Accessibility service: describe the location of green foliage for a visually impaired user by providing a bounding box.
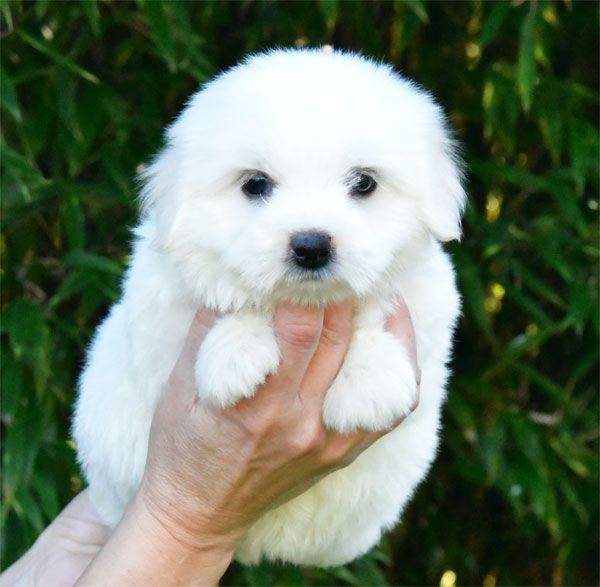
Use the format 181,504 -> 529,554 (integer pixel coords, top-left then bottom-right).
1,1 -> 598,585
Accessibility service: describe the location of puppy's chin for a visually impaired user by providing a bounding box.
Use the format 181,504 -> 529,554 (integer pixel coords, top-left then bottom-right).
272,275 -> 357,306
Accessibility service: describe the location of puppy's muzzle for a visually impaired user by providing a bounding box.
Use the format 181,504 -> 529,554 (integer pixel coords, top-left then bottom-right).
290,231 -> 333,270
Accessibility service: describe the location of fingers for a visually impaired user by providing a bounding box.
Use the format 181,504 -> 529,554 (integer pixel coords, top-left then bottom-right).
385,298 -> 420,386
298,301 -> 353,407
168,309 -> 220,397
324,424 -> 401,473
320,300 -> 420,464
268,303 -> 324,394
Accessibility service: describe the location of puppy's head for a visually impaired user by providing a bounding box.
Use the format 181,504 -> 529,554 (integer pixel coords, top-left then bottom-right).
142,49 -> 465,305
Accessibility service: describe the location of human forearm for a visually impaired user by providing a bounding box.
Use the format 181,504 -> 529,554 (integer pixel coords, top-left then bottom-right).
0,491 -> 110,587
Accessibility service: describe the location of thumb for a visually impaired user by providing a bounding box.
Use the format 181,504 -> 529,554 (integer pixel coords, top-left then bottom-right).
165,309 -> 221,401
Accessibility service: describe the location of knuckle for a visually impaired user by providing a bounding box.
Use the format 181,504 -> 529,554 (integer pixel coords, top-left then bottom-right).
304,421 -> 327,452
284,434 -> 308,456
281,319 -> 322,350
319,442 -> 354,470
286,421 -> 326,455
320,320 -> 352,348
252,406 -> 283,435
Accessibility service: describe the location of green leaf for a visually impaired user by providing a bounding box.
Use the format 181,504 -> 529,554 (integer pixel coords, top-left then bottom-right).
0,358 -> 25,419
511,361 -> 566,404
557,477 -> 589,524
480,422 -> 507,483
0,142 -> 48,188
2,300 -> 49,365
63,193 -> 85,251
2,399 -> 49,518
0,68 -> 21,122
569,120 -> 599,194
479,1 -> 511,48
349,554 -> 388,586
64,250 -> 124,276
142,0 -> 177,72
318,0 -> 338,30
405,0 -> 429,23
549,437 -> 590,478
14,488 -> 45,533
242,560 -> 279,586
17,30 -> 100,85
482,67 -> 519,152
32,473 -> 60,521
517,6 -> 537,112
0,0 -> 13,34
49,270 -> 95,308
566,279 -> 594,334
503,282 -> 554,327
454,248 -> 493,338
80,0 -> 101,37
510,260 -> 565,309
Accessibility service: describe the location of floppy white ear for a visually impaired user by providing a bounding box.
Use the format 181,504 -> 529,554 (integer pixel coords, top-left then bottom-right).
421,134 -> 466,242
139,145 -> 185,250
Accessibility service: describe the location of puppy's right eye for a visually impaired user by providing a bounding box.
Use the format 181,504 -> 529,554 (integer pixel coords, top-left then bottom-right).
242,174 -> 273,200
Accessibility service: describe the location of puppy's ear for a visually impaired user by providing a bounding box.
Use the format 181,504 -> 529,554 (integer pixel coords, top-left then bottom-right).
139,146 -> 184,250
421,130 -> 466,242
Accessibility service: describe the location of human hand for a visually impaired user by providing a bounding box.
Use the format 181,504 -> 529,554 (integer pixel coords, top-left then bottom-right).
136,300 -> 420,565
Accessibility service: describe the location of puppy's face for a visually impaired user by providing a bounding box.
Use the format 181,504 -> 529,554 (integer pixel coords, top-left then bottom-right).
143,50 -> 465,305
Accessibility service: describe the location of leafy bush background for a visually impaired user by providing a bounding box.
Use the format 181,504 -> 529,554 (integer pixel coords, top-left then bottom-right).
1,1 -> 598,585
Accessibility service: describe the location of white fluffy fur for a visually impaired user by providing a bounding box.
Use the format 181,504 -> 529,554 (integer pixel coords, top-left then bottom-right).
74,49 -> 465,567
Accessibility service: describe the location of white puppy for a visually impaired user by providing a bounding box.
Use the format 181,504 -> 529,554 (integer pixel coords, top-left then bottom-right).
74,48 -> 465,567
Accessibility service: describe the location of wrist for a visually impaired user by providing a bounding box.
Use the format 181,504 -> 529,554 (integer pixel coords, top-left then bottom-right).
135,488 -> 237,561
136,475 -> 243,554
77,489 -> 235,586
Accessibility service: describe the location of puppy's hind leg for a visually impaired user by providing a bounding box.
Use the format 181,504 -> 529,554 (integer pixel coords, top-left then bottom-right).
195,313 -> 280,409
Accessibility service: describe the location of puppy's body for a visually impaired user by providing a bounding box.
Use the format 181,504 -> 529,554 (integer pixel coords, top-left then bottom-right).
74,49 -> 464,566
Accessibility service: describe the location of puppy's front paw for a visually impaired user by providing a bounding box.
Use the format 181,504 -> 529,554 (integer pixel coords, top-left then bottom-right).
322,329 -> 418,434
195,314 -> 280,409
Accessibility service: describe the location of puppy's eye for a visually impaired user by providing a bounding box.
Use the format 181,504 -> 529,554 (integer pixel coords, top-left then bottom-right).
350,173 -> 377,197
242,174 -> 273,200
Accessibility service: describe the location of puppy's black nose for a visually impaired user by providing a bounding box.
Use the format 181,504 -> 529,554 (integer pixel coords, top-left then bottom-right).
290,231 -> 332,270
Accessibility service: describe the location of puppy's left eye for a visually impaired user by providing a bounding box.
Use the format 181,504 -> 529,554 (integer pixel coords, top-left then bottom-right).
350,172 -> 377,197
242,173 -> 274,200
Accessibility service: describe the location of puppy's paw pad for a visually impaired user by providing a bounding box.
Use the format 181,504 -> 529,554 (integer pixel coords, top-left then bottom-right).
322,330 -> 418,434
195,314 -> 279,409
